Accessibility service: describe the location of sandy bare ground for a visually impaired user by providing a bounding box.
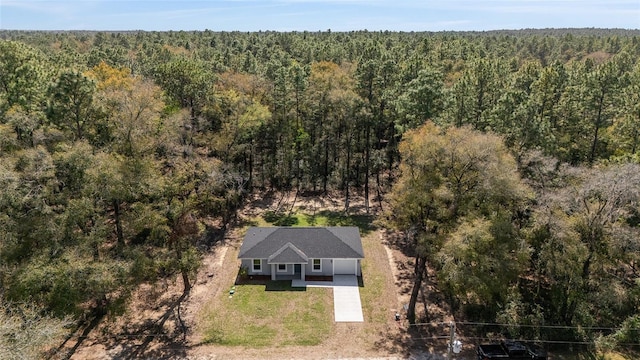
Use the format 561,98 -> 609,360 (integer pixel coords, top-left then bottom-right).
55,191 -> 454,360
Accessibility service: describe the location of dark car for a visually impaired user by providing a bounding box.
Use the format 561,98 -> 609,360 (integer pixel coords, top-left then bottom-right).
477,340 -> 547,360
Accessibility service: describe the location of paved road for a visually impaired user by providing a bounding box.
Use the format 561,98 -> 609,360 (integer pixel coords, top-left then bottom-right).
180,354 -> 452,360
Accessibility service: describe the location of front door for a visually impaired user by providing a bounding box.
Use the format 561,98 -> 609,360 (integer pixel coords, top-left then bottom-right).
294,264 -> 302,276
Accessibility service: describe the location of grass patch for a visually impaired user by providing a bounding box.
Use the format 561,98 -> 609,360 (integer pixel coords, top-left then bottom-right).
359,231 -> 396,327
282,300 -> 331,345
201,282 -> 332,347
263,211 -> 299,226
261,210 -> 375,234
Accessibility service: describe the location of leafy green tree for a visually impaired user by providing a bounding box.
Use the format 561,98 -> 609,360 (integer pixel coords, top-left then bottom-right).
47,71 -> 97,141
557,55 -> 629,163
154,57 -> 214,120
438,215 -> 529,311
164,206 -> 202,293
395,67 -> 444,132
85,152 -> 161,247
524,159 -> 640,337
581,55 -> 630,163
0,298 -> 72,360
0,146 -> 58,263
387,123 -> 530,323
355,51 -> 399,210
446,58 -> 506,130
3,106 -> 46,149
0,146 -> 125,317
207,71 -> 271,187
101,78 -> 164,157
52,141 -> 94,196
0,41 -> 51,149
611,62 -> 640,156
0,40 -> 50,115
8,252 -> 131,316
526,61 -> 567,154
354,55 -> 379,212
491,61 -> 544,154
289,61 -> 311,187
305,61 -> 359,193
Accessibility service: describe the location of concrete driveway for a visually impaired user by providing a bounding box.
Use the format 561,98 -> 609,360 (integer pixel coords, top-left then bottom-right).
332,275 -> 364,322
292,275 -> 364,322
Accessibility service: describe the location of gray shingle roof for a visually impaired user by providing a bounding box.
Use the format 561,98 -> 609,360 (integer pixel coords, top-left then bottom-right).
238,227 -> 364,260
267,242 -> 309,264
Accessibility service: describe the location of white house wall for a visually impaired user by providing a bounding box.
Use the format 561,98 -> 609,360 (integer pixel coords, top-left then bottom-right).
242,258 -> 362,277
241,258 -> 271,276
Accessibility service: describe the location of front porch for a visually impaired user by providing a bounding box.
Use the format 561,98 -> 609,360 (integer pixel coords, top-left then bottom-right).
235,274 -> 333,285
267,242 -> 311,280
269,263 -> 306,281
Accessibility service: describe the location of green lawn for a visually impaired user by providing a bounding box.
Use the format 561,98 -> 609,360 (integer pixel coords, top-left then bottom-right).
201,281 -> 333,347
258,210 -> 375,234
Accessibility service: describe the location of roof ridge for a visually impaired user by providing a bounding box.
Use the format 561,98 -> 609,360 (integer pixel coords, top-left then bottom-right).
326,227 -> 363,256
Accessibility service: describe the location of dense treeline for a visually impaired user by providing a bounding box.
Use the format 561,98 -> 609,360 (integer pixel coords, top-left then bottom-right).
1,29 -> 640,355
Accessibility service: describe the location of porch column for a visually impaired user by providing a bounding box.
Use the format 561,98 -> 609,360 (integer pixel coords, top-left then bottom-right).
301,265 -> 305,281
271,264 -> 276,280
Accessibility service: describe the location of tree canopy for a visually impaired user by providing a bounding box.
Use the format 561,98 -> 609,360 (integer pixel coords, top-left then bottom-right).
2,28 -> 640,356
388,123 -> 531,323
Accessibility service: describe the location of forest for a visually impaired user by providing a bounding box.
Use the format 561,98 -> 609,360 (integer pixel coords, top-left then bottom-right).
2,28 -> 640,356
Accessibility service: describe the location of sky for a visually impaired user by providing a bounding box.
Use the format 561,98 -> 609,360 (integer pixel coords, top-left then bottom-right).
1,0 -> 639,32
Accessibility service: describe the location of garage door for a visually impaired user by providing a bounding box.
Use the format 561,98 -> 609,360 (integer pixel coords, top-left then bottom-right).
334,259 -> 356,275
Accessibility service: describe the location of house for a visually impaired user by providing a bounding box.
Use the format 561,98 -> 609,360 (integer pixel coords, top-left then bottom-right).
238,226 -> 364,281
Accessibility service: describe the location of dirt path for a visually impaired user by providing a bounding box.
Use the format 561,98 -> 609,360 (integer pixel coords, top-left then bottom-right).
181,237 -> 235,345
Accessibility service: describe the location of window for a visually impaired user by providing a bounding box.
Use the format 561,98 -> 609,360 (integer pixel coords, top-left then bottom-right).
277,264 -> 287,272
252,259 -> 262,272
312,259 -> 322,272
